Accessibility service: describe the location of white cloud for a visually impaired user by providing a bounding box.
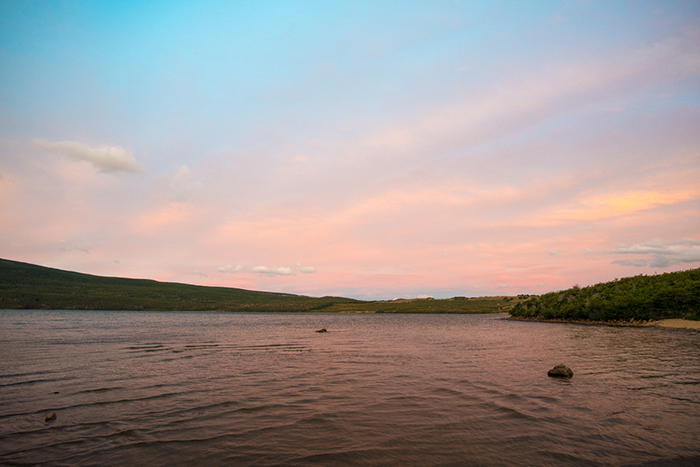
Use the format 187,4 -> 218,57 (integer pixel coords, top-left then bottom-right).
612,259 -> 648,267
294,262 -> 316,274
252,266 -> 295,276
547,249 -> 559,256
218,264 -> 244,273
610,238 -> 700,268
187,270 -> 208,278
33,139 -> 146,174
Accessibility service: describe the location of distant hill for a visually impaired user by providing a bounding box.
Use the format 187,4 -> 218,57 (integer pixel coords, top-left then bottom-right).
0,258 -> 517,313
0,258 -> 353,312
510,268 -> 700,322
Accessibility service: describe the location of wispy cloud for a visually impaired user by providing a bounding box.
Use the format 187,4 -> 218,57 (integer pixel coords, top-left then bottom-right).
612,259 -> 648,267
611,239 -> 700,268
2,3 -> 698,299
346,32 -> 700,172
251,266 -> 295,276
33,139 -> 146,174
54,239 -> 89,253
135,203 -> 196,232
218,264 -> 243,273
187,270 -> 208,278
547,190 -> 698,224
162,165 -> 203,202
294,262 -> 316,274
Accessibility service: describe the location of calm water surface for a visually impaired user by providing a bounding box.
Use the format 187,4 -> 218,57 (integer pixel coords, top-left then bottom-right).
1,311 -> 699,466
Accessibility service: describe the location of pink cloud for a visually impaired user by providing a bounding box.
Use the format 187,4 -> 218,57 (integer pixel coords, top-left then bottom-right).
2,14 -> 698,299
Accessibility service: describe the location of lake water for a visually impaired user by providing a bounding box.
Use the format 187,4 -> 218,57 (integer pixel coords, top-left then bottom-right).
1,311 -> 699,466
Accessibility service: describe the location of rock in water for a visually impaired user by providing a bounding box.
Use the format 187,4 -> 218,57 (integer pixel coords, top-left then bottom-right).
45,412 -> 57,422
315,328 -> 327,333
548,364 -> 573,378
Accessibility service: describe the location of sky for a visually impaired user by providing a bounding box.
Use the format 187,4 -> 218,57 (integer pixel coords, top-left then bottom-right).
1,1 -> 699,300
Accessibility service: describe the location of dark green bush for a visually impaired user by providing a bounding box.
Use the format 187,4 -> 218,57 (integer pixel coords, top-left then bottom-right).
510,268 -> 700,322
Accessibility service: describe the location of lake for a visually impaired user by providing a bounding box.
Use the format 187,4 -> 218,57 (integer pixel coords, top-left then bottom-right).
1,311 -> 699,466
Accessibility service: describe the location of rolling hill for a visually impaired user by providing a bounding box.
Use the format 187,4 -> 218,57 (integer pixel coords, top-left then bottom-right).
0,258 -> 517,313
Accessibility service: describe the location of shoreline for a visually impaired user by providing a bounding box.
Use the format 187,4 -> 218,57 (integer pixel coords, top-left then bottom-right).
507,316 -> 700,332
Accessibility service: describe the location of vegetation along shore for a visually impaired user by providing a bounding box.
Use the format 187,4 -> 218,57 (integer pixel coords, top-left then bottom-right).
2,258 -> 698,324
509,268 -> 700,326
508,316 -> 700,332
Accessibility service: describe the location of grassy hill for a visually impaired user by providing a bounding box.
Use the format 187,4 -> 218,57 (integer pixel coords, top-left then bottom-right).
509,268 -> 700,322
0,258 -> 517,313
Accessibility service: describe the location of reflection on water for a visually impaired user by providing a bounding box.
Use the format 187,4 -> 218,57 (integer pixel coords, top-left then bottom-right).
1,311 -> 699,466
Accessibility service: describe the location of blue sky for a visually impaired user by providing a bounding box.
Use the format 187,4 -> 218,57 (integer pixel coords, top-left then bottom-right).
1,1 -> 699,298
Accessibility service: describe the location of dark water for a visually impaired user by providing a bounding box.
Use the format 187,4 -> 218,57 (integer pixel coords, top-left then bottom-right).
1,311 -> 699,466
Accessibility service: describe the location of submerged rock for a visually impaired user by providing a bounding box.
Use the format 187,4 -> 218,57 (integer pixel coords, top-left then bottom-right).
548,364 -> 573,378
45,412 -> 56,422
315,328 -> 327,333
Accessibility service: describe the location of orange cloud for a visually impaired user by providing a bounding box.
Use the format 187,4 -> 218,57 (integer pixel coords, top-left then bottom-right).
551,190 -> 698,223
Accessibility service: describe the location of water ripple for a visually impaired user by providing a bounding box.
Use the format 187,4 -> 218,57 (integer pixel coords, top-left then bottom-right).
1,311 -> 699,466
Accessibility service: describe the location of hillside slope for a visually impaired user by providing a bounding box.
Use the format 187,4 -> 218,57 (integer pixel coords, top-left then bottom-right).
509,268 -> 700,322
0,258 -> 354,312
0,258 -> 517,313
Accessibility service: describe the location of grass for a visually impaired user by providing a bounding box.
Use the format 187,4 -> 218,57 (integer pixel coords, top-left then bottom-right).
0,258 -> 519,313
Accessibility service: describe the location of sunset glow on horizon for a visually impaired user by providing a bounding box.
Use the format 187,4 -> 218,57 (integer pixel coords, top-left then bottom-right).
1,1 -> 699,299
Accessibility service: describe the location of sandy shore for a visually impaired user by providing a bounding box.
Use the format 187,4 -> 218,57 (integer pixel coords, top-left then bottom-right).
644,319 -> 700,331
508,316 -> 700,332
